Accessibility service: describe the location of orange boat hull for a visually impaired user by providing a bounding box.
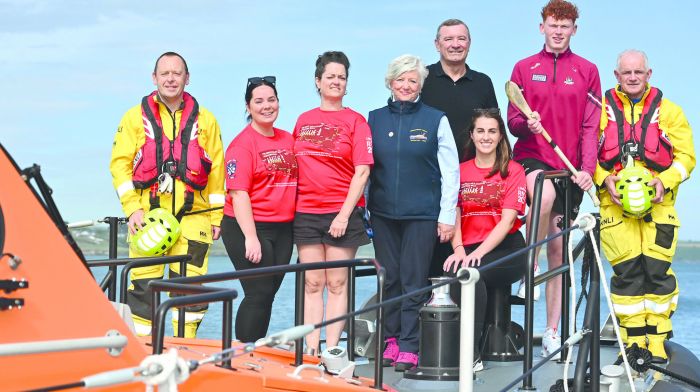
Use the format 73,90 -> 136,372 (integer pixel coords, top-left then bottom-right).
0,144 -> 390,391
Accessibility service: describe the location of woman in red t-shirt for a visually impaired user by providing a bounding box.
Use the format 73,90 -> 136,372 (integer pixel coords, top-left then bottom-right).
221,77 -> 298,342
443,108 -> 528,367
293,51 -> 373,354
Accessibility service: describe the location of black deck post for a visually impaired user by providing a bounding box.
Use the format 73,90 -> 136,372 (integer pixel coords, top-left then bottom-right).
221,299 -> 233,369
374,267 -> 385,390
347,266 -> 356,361
560,179 -> 572,361
151,289 -> 160,352
177,259 -> 187,338
590,216 -> 601,387
294,263 -> 305,365
107,217 -> 119,301
522,171 -> 545,390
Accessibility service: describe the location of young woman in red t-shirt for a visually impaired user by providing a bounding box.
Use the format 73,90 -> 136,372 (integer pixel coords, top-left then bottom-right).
293,51 -> 373,353
221,77 -> 298,342
443,108 -> 528,367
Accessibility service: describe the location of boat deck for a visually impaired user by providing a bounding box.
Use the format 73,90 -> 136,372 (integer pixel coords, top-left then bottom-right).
355,344 -> 622,391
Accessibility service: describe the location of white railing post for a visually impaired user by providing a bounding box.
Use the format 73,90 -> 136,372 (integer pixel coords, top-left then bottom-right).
458,267 -> 480,392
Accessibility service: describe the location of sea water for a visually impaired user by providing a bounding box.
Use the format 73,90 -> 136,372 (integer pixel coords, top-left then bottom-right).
92,248 -> 700,356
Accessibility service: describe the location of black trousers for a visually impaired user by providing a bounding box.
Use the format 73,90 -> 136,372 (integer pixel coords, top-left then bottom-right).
221,216 -> 293,342
445,231 -> 527,356
372,215 -> 437,353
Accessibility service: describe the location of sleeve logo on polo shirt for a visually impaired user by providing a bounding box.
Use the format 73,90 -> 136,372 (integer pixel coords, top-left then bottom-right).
226,159 -> 237,179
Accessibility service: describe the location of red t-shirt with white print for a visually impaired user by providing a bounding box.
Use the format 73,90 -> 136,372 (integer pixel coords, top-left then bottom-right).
293,107 -> 373,213
224,125 -> 297,222
459,160 -> 527,246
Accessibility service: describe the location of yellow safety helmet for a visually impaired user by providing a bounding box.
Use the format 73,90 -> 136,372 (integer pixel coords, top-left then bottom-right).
130,208 -> 181,256
616,159 -> 655,219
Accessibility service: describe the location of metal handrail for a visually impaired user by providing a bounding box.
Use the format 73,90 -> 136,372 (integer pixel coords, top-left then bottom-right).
573,216 -> 601,390
86,254 -> 191,304
293,259 -> 366,364
116,255 -> 192,304
82,215 -> 600,390
522,170 -> 565,388
85,195 -> 600,390
86,259 -> 130,267
98,269 -> 115,292
530,237 -> 588,288
147,281 -> 237,365
521,170 -> 600,390
80,217 -> 126,301
102,217 -> 123,301
158,258 -> 386,390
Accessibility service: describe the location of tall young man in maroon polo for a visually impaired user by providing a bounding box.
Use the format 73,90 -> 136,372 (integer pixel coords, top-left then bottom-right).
507,0 -> 601,360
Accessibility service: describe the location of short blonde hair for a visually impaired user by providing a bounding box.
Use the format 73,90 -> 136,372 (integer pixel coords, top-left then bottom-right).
385,54 -> 429,90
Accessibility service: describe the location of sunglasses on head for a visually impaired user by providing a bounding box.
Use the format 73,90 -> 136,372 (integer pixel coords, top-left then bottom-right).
473,107 -> 501,115
247,76 -> 276,86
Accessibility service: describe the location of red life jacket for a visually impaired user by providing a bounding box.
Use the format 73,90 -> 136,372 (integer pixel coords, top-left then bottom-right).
598,87 -> 673,172
132,91 -> 212,191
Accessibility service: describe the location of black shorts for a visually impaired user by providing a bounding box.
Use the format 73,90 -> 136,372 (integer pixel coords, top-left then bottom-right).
518,158 -> 584,218
293,207 -> 371,248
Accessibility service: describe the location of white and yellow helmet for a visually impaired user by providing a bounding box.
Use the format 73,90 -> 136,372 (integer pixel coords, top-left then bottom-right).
616,162 -> 655,219
130,208 -> 181,256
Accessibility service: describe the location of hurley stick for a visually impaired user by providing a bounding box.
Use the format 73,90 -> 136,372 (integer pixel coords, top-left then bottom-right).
505,81 -> 600,207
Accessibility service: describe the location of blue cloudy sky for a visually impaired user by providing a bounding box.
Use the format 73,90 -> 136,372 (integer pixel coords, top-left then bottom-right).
2,0 -> 699,239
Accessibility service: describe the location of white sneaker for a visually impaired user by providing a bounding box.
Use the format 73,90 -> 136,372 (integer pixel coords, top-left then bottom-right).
541,327 -> 561,360
517,263 -> 541,301
516,276 -> 541,301
473,357 -> 484,372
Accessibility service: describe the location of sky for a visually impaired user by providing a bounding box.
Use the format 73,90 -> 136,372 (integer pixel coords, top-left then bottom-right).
2,0 -> 699,239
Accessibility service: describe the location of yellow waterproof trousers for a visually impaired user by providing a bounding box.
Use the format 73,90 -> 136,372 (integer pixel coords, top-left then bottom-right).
128,234 -> 210,338
599,192 -> 679,359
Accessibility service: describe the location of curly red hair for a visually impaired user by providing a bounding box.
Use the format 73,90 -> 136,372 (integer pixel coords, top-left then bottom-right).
541,0 -> 579,22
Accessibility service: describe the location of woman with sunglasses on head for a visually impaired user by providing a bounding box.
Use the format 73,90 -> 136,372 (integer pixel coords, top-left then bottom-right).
367,54 -> 459,371
221,76 -> 298,342
293,51 -> 373,354
443,108 -> 528,370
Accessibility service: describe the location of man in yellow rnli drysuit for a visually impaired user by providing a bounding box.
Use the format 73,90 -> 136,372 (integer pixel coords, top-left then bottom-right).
110,52 -> 224,337
595,49 -> 695,363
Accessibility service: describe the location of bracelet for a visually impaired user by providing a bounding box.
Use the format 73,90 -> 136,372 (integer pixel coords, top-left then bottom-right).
453,244 -> 464,251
